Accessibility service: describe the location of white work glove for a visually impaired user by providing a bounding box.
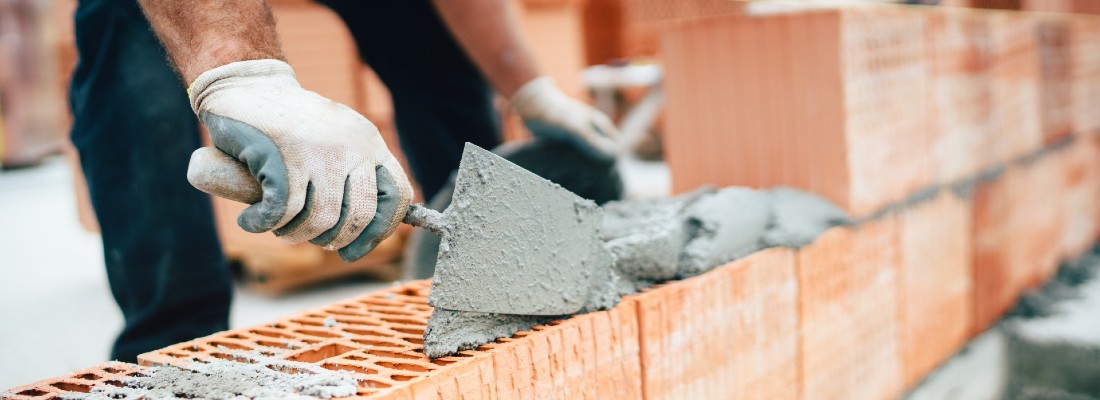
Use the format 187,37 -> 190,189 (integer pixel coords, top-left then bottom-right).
511,77 -> 620,159
187,59 -> 413,261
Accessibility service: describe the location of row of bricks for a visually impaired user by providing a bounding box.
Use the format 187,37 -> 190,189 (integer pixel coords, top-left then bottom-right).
635,135 -> 1100,399
9,136 -> 1098,399
581,0 -> 1100,67
581,0 -> 747,65
661,6 -> 1100,217
944,0 -> 1100,13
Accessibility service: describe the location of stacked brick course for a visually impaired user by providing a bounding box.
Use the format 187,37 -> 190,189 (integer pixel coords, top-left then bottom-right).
662,8 -> 933,216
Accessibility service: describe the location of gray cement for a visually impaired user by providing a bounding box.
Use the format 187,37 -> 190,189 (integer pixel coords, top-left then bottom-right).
1003,253 -> 1100,400
676,187 -> 773,277
422,309 -> 553,359
423,183 -> 848,358
427,144 -> 615,317
59,354 -> 358,400
761,187 -> 848,248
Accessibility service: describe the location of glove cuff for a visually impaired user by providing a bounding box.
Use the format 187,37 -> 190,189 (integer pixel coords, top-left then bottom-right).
510,76 -> 558,116
188,59 -> 297,114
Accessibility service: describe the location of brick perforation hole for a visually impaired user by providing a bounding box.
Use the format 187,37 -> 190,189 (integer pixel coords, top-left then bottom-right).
287,343 -> 357,363
134,280 -> 491,389
4,363 -> 146,400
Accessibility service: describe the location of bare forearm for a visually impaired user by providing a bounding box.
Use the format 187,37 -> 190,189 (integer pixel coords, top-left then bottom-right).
433,0 -> 540,97
137,0 -> 285,84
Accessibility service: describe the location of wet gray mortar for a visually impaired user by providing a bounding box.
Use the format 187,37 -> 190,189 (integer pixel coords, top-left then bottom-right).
423,184 -> 848,358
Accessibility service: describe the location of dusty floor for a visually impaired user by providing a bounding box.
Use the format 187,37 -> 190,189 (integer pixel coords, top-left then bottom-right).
0,158 -> 391,389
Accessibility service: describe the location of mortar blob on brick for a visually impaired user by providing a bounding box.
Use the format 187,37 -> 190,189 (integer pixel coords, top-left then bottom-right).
603,186 -> 847,283
423,185 -> 846,358
57,353 -> 358,400
423,309 -> 556,359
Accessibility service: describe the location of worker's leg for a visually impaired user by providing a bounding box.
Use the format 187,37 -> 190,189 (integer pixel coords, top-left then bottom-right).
315,0 -> 501,201
69,0 -> 232,362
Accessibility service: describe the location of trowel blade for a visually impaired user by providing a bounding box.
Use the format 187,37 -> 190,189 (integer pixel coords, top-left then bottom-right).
427,143 -> 612,316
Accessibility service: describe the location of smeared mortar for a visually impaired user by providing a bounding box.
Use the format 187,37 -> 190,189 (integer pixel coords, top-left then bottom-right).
60,353 -> 358,400
423,184 -> 847,358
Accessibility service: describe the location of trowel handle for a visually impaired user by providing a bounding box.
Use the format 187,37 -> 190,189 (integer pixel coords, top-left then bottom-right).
189,146 -> 446,235
403,204 -> 446,235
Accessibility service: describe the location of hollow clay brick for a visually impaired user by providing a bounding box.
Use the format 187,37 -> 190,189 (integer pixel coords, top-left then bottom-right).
1024,0 -> 1100,14
897,191 -> 973,389
988,12 -> 1044,164
581,0 -> 746,64
1060,136 -> 1100,260
1018,153 -> 1069,288
928,9 -> 1046,176
139,280 -> 642,399
1070,17 -> 1100,135
1035,16 -> 1074,143
662,8 -> 932,217
797,222 -> 904,400
926,10 -> 996,183
972,167 -> 1020,331
968,166 -> 1053,334
1,362 -> 147,400
633,248 -> 800,400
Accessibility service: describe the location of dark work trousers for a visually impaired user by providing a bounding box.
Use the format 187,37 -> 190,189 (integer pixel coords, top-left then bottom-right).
315,0 -> 502,200
69,0 -> 500,361
69,0 -> 232,362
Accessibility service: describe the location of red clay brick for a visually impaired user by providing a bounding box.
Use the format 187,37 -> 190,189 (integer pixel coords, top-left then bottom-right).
138,280 -> 642,399
897,191 -> 973,389
662,8 -> 932,216
1024,0 -> 1100,14
1035,16 -> 1074,143
1061,137 -> 1100,259
970,169 -> 1018,334
988,12 -> 1044,164
1018,154 -> 1068,287
1070,17 -> 1100,134
634,248 -> 800,400
581,0 -> 746,64
797,222 -> 904,400
926,10 -> 995,183
967,163 -> 1062,334
1,362 -> 146,400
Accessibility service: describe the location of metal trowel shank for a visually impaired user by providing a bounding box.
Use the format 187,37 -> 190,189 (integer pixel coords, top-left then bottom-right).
427,143 -> 612,316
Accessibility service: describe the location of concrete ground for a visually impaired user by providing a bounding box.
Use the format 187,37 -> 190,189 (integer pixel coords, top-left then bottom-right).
0,158 -> 391,389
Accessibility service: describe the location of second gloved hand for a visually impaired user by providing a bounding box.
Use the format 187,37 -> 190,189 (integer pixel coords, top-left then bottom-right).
511,77 -> 621,159
187,59 -> 413,261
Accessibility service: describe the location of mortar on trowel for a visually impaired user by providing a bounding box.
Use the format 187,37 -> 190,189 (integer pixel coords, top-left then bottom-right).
187,143 -> 620,356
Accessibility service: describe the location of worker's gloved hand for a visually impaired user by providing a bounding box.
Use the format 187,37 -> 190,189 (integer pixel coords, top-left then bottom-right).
511,76 -> 620,160
187,59 -> 413,261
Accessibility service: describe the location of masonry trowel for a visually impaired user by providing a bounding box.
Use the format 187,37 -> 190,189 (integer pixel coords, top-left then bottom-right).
187,143 -> 613,316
